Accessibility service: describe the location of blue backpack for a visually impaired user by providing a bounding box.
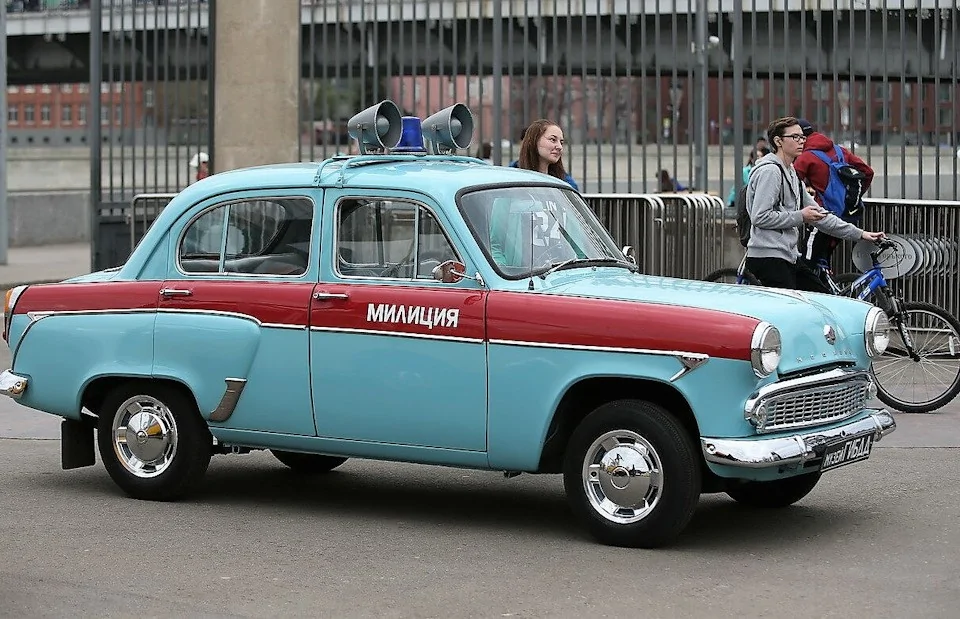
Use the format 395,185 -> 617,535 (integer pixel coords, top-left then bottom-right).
810,146 -> 869,220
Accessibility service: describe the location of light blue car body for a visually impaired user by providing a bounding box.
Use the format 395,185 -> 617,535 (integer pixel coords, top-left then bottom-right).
3,156 -> 894,484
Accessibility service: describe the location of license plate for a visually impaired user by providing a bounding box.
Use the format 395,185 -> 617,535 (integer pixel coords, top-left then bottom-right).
820,433 -> 874,472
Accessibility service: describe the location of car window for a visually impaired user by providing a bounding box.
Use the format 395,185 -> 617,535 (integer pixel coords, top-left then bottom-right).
336,198 -> 458,280
179,197 -> 314,276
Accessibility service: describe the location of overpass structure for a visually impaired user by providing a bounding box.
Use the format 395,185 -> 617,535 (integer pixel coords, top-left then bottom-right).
4,0 -> 958,84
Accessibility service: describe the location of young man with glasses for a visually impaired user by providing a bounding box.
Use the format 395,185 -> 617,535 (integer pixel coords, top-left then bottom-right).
745,117 -> 885,291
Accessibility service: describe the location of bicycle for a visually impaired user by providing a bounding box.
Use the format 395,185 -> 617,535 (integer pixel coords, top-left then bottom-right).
704,239 -> 960,414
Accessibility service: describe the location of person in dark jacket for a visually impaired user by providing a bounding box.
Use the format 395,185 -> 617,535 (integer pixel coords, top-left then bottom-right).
794,119 -> 875,268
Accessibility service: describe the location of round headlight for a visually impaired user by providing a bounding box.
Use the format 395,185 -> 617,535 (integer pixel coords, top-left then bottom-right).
750,322 -> 781,378
865,306 -> 890,357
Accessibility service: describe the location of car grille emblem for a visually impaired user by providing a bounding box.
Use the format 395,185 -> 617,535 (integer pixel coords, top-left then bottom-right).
823,325 -> 836,345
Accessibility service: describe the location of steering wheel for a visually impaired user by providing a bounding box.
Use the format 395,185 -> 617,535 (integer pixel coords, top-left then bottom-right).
381,249 -> 455,278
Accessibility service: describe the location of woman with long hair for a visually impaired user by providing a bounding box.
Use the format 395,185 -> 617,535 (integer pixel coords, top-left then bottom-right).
511,119 -> 579,190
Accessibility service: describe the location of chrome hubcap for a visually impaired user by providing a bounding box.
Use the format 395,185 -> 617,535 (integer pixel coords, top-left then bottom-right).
582,430 -> 663,524
112,395 -> 178,478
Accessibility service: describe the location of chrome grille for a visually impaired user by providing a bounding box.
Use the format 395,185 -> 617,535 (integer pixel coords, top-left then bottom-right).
752,376 -> 871,434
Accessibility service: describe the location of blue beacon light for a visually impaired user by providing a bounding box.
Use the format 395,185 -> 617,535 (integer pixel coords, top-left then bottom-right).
393,116 -> 427,153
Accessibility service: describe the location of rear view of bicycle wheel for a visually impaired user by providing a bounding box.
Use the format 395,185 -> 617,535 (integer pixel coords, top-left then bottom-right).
703,268 -> 761,286
871,301 -> 960,414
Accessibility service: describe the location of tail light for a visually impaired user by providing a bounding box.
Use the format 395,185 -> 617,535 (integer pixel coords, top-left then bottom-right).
3,285 -> 27,343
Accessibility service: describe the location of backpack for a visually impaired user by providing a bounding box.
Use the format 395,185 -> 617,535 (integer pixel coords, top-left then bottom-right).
810,145 -> 869,219
735,161 -> 789,248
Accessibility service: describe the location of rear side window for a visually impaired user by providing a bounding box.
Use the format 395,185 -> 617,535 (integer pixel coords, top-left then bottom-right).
179,197 -> 314,276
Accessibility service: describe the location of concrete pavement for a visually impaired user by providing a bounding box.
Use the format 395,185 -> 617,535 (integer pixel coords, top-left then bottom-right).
0,242 -> 92,290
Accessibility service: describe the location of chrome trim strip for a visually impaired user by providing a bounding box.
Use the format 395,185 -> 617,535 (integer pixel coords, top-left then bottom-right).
261,322 -> 306,331
310,325 -> 484,344
702,409 -> 896,469
209,378 -> 247,422
156,308 -> 262,325
490,338 -> 711,361
669,355 -> 709,382
0,370 -> 29,399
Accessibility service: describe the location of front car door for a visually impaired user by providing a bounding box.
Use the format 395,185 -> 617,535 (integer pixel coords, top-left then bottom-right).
309,190 -> 488,452
155,191 -> 319,436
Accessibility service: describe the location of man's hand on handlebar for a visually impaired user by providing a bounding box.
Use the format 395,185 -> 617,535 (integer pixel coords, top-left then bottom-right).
861,230 -> 886,243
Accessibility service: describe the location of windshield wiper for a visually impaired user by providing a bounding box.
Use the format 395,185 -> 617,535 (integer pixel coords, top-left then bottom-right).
539,257 -> 639,279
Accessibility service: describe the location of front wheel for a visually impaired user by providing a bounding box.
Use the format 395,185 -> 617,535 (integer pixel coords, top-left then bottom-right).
872,301 -> 960,414
563,400 -> 701,548
96,381 -> 212,501
725,473 -> 821,508
704,267 -> 761,286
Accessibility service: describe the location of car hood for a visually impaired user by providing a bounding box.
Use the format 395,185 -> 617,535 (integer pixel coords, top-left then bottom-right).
540,269 -> 867,372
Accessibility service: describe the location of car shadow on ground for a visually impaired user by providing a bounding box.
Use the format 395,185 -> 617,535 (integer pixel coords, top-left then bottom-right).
25,453 -> 861,551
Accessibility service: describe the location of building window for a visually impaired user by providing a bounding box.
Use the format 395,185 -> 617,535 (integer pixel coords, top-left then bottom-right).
62,83 -> 73,94
78,83 -> 90,94
811,82 -> 830,102
24,85 -> 35,94
24,105 -> 35,124
78,104 -> 87,124
7,106 -> 19,124
937,84 -> 951,102
101,105 -> 111,125
41,84 -> 52,94
115,106 -> 123,125
144,88 -> 154,108
100,83 -> 110,94
41,105 -> 52,124
62,105 -> 73,124
6,86 -> 17,95
940,107 -> 954,126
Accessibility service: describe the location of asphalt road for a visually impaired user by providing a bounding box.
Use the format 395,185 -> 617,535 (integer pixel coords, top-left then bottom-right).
2,344 -> 959,618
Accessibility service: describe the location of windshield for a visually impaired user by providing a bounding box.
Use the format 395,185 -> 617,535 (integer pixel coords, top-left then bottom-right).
458,185 -> 626,279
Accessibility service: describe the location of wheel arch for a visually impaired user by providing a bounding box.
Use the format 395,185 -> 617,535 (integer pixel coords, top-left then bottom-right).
537,377 -> 703,474
81,375 -> 203,421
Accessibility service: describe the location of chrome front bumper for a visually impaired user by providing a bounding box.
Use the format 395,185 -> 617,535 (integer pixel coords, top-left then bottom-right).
701,409 -> 896,469
0,370 -> 29,399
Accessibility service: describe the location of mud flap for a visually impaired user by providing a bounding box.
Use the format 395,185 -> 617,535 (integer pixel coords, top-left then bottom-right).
61,418 -> 96,470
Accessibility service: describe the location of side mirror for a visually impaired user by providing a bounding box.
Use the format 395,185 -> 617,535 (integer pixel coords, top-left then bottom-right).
622,245 -> 636,265
432,260 -> 468,284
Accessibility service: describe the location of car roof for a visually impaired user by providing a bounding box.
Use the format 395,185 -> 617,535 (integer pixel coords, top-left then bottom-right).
119,156 -> 573,278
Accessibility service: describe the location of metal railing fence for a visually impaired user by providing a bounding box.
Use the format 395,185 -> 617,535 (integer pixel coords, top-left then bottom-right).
299,0 -> 959,202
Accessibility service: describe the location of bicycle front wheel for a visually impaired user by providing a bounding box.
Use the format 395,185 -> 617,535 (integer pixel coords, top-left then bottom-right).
703,268 -> 761,286
872,301 -> 960,414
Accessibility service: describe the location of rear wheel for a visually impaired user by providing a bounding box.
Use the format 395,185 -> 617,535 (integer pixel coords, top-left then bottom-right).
96,381 -> 212,501
704,267 -> 761,286
271,450 -> 348,474
725,473 -> 821,508
562,399 -> 701,548
872,301 -> 960,414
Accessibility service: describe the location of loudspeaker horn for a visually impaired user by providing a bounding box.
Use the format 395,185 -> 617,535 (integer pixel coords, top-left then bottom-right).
346,100 -> 403,154
422,103 -> 474,154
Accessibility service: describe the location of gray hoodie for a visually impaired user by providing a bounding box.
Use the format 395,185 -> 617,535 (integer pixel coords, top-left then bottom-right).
745,152 -> 863,263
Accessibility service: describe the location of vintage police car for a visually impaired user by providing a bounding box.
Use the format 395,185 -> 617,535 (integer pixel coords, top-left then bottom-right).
0,101 -> 895,548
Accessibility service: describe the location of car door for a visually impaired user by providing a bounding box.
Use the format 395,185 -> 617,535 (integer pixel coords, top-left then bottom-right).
154,191 -> 320,436
309,190 -> 488,452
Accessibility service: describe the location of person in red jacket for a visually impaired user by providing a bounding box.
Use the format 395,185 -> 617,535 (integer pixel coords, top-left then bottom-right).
794,119 -> 874,269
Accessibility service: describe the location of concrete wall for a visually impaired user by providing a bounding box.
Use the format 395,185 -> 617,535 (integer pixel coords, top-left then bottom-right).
7,191 -> 90,247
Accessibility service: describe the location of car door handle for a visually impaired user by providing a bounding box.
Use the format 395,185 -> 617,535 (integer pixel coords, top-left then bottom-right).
160,288 -> 193,297
313,292 -> 349,301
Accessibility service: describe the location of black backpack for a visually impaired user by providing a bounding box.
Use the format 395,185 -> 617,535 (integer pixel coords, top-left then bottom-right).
735,161 -> 791,248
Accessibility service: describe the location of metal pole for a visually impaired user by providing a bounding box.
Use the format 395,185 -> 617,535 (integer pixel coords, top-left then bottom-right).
90,0 -> 103,272
0,1 -> 8,265
732,0 -> 744,199
695,0 -> 708,192
491,0 -> 503,165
